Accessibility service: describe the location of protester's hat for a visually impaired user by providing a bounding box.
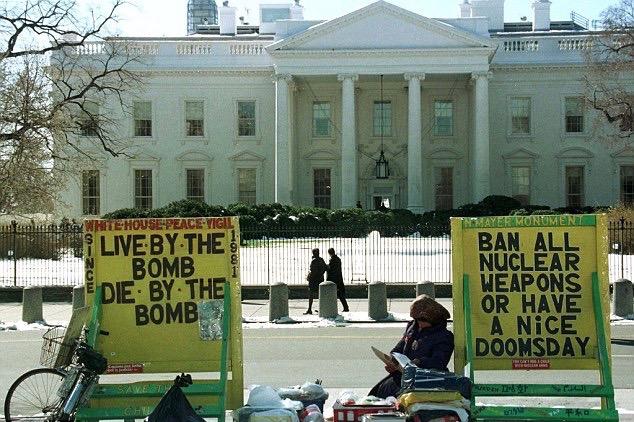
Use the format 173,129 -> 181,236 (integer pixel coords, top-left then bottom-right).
410,294 -> 450,325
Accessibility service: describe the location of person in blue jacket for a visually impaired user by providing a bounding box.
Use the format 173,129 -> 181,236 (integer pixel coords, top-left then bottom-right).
369,295 -> 454,398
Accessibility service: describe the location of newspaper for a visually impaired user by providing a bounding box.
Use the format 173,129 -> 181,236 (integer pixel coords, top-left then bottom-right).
371,347 -> 412,372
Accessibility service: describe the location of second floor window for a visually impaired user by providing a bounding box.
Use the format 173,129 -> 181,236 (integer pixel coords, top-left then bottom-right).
511,97 -> 531,135
185,101 -> 204,136
81,170 -> 100,215
565,97 -> 584,133
238,101 -> 256,137
313,168 -> 331,209
186,169 -> 205,201
312,102 -> 331,137
134,169 -> 153,210
433,101 -> 453,136
373,100 -> 392,137
134,101 -> 152,137
79,102 -> 99,136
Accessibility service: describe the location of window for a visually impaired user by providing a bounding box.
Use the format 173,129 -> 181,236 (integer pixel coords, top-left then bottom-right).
133,101 -> 152,137
237,101 -> 256,137
511,97 -> 531,134
434,167 -> 453,210
433,101 -> 453,136
186,169 -> 205,202
621,166 -> 634,205
312,102 -> 331,137
134,169 -> 153,210
373,101 -> 392,137
238,168 -> 256,205
313,168 -> 331,209
511,166 -> 531,206
565,97 -> 584,133
79,102 -> 99,136
185,101 -> 204,136
565,166 -> 584,207
81,170 -> 100,215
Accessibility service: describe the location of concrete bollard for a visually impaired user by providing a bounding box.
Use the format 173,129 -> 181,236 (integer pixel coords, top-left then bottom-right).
368,281 -> 388,321
22,286 -> 43,323
613,278 -> 633,318
72,285 -> 85,310
269,282 -> 289,321
319,281 -> 338,318
416,281 -> 435,299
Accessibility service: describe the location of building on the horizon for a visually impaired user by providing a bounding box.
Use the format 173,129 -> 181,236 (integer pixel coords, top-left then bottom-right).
187,0 -> 219,34
58,0 -> 634,218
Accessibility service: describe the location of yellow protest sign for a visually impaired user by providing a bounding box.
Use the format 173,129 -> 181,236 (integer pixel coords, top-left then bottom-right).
83,217 -> 243,409
452,214 -> 610,372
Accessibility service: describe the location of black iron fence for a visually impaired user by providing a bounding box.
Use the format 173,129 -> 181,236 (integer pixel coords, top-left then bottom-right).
0,223 -> 451,287
2,219 -> 631,287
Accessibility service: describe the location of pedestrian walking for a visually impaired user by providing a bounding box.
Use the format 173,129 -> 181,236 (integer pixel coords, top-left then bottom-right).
305,248 -> 327,314
326,247 -> 349,312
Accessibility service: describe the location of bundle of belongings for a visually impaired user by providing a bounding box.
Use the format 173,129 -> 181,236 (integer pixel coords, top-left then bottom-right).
397,364 -> 471,422
234,382 -> 329,422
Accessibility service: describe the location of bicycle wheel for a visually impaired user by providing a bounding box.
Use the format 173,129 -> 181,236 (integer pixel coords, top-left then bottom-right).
4,367 -> 65,421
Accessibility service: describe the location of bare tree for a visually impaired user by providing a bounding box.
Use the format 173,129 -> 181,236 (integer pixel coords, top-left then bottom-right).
585,0 -> 634,140
0,0 -> 141,215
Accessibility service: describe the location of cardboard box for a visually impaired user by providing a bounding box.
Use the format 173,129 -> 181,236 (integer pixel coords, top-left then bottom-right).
333,403 -> 396,422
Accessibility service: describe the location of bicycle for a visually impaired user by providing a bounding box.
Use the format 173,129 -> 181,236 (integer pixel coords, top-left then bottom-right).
4,324 -> 108,421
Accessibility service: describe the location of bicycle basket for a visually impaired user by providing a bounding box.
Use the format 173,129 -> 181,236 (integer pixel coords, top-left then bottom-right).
40,326 -> 75,368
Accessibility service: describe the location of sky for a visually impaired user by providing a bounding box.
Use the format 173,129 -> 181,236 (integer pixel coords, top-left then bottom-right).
111,0 -> 620,38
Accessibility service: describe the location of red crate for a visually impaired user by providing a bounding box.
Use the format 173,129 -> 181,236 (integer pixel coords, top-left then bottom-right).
333,403 -> 395,422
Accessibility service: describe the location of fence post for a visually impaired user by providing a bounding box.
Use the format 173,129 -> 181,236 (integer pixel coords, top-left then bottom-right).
620,217 -> 625,280
613,278 -> 633,318
416,281 -> 435,299
73,285 -> 85,310
368,281 -> 388,321
22,286 -> 43,323
269,282 -> 289,321
11,220 -> 17,287
319,281 -> 338,318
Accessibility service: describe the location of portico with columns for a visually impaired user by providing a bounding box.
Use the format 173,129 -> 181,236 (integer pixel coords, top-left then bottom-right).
268,1 -> 495,210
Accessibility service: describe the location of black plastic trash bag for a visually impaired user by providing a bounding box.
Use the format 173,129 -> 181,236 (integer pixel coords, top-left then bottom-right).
145,374 -> 206,422
400,365 -> 472,399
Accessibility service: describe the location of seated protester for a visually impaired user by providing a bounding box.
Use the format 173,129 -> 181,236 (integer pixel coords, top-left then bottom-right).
369,295 -> 454,399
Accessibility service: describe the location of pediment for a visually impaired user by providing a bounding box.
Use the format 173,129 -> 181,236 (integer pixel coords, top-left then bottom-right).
175,150 -> 213,162
125,148 -> 160,162
269,1 -> 492,53
556,147 -> 594,159
229,150 -> 265,162
303,149 -> 340,160
611,145 -> 634,159
429,148 -> 462,160
502,148 -> 539,160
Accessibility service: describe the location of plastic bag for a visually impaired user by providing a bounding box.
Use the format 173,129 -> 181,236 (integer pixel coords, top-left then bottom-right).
248,385 -> 284,408
337,390 -> 360,405
145,374 -> 205,422
302,404 -> 324,422
400,365 -> 471,399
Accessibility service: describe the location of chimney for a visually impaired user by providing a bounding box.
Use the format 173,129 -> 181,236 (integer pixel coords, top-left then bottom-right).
459,0 -> 471,18
290,0 -> 304,20
532,0 -> 551,31
219,1 -> 237,35
470,0 -> 505,31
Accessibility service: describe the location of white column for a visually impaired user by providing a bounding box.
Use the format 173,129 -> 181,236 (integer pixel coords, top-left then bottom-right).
405,73 -> 425,213
471,71 -> 491,202
274,74 -> 293,204
338,74 -> 359,208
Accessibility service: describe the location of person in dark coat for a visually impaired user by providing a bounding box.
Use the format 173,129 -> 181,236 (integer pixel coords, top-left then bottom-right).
369,295 -> 454,398
326,248 -> 349,312
304,248 -> 327,314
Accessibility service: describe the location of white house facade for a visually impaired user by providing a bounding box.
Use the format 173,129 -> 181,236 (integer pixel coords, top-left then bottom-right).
57,0 -> 634,218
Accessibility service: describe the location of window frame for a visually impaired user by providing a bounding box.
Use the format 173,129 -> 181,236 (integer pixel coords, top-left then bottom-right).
132,100 -> 154,138
620,165 -> 634,205
507,96 -> 533,137
432,100 -> 454,137
236,99 -> 258,139
78,101 -> 100,137
372,99 -> 393,138
563,96 -> 585,134
510,166 -> 531,207
564,165 -> 586,208
312,101 -> 332,138
313,167 -> 332,209
184,99 -> 205,138
185,168 -> 206,202
433,166 -> 454,211
81,170 -> 101,216
237,167 -> 258,205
